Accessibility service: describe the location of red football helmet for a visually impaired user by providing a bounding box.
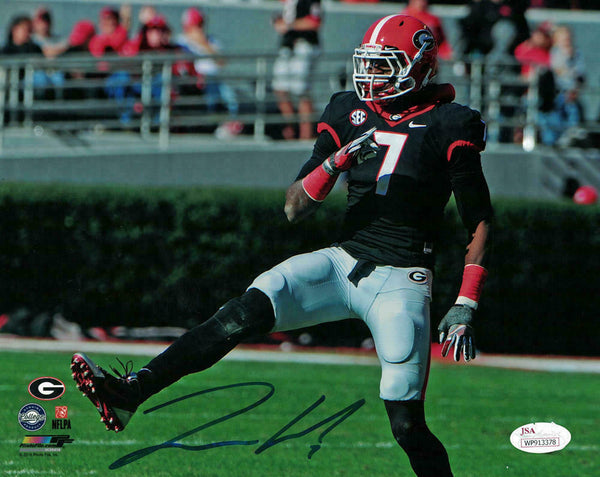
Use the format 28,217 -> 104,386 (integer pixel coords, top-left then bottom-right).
573,185 -> 598,205
353,14 -> 438,102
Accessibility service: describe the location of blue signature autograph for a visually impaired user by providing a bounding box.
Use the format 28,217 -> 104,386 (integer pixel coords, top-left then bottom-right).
109,381 -> 365,469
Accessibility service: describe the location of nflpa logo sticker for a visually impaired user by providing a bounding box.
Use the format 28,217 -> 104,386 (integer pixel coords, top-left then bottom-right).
55,406 -> 68,419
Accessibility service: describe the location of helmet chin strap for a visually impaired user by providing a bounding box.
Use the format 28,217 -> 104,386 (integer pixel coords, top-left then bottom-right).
421,67 -> 433,88
412,38 -> 434,65
393,76 -> 416,95
391,38 -> 435,96
393,64 -> 435,96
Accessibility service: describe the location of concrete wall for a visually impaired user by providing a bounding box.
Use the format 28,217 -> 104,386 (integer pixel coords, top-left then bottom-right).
0,135 -> 553,199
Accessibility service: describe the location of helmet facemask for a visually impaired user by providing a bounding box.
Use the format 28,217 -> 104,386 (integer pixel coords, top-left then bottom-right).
353,39 -> 435,102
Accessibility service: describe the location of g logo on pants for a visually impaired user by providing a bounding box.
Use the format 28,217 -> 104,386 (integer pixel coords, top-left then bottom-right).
408,270 -> 428,284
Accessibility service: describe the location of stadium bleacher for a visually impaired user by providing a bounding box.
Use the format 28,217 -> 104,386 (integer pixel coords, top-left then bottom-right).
1,0 -> 600,197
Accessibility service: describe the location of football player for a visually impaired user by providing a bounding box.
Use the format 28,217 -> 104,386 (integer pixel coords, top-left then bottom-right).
72,14 -> 492,477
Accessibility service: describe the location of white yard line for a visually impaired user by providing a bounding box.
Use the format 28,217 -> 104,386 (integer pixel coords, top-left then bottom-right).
1,336 -> 599,374
470,354 -> 600,374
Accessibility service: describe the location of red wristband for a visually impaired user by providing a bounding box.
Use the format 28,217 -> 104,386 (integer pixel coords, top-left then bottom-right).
301,163 -> 339,202
456,264 -> 488,309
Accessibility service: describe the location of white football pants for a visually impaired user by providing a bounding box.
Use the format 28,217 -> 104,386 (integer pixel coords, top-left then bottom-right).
249,246 -> 432,401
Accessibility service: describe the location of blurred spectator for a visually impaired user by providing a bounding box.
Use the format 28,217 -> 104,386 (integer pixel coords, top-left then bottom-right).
125,5 -> 159,52
89,7 -> 129,57
512,22 -> 554,144
138,5 -> 158,27
504,1 -> 530,54
108,15 -> 184,125
1,15 -> 49,112
272,0 -> 322,140
55,20 -> 100,101
458,0 -> 499,58
486,16 -> 519,68
135,15 -> 177,53
29,7 -> 71,97
537,25 -> 585,145
456,0 -> 530,144
551,25 -> 585,95
66,20 -> 97,54
1,15 -> 43,56
176,7 -> 240,134
514,21 -> 553,79
458,0 -> 530,60
119,4 -> 133,35
401,0 -> 453,60
31,7 -> 66,57
87,7 -> 132,122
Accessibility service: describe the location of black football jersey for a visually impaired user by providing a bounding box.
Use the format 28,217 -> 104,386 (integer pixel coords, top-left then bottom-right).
296,84 -> 493,269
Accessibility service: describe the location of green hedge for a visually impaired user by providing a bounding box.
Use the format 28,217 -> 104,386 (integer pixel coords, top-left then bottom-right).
1,183 -> 598,355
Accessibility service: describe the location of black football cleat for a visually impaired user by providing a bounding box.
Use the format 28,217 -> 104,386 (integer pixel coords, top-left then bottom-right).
71,352 -> 141,432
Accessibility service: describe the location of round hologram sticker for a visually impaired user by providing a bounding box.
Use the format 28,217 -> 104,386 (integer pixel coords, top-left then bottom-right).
510,422 -> 571,454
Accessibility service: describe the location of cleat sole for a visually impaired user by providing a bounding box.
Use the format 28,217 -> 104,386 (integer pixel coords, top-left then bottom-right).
70,352 -> 135,433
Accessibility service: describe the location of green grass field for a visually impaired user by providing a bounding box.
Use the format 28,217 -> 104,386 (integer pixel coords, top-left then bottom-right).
1,349 -> 598,477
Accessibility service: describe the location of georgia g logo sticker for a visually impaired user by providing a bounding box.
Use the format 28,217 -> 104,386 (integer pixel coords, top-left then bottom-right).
349,109 -> 367,126
28,377 -> 66,400
412,29 -> 435,51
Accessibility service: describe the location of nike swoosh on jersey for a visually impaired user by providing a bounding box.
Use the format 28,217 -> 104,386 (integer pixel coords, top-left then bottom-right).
408,121 -> 427,128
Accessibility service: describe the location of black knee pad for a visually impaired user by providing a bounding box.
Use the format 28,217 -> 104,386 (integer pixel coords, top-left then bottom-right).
385,400 -> 426,446
213,288 -> 275,339
385,400 -> 453,477
392,421 -> 430,450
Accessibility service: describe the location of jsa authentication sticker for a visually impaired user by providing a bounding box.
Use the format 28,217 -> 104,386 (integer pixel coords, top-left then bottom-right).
510,422 -> 571,454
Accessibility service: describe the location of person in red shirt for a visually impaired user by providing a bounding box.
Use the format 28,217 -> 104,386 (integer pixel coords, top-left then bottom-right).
401,0 -> 453,60
514,22 -> 553,79
122,15 -> 177,55
513,22 -> 555,145
89,7 -> 128,57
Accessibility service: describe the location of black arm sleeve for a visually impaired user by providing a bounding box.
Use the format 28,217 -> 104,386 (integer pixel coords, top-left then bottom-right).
448,146 -> 494,234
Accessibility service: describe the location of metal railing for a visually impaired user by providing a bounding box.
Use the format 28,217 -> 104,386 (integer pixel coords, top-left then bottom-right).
0,51 -> 351,151
0,51 -> 574,152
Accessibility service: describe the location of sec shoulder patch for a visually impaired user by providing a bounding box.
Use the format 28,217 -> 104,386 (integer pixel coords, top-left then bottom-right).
349,109 -> 367,126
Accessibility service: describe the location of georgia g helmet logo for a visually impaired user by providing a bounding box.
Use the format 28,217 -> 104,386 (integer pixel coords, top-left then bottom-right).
412,30 -> 435,51
28,377 -> 66,400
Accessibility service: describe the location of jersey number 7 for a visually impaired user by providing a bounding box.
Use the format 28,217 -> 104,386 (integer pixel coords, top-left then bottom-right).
374,131 -> 409,196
